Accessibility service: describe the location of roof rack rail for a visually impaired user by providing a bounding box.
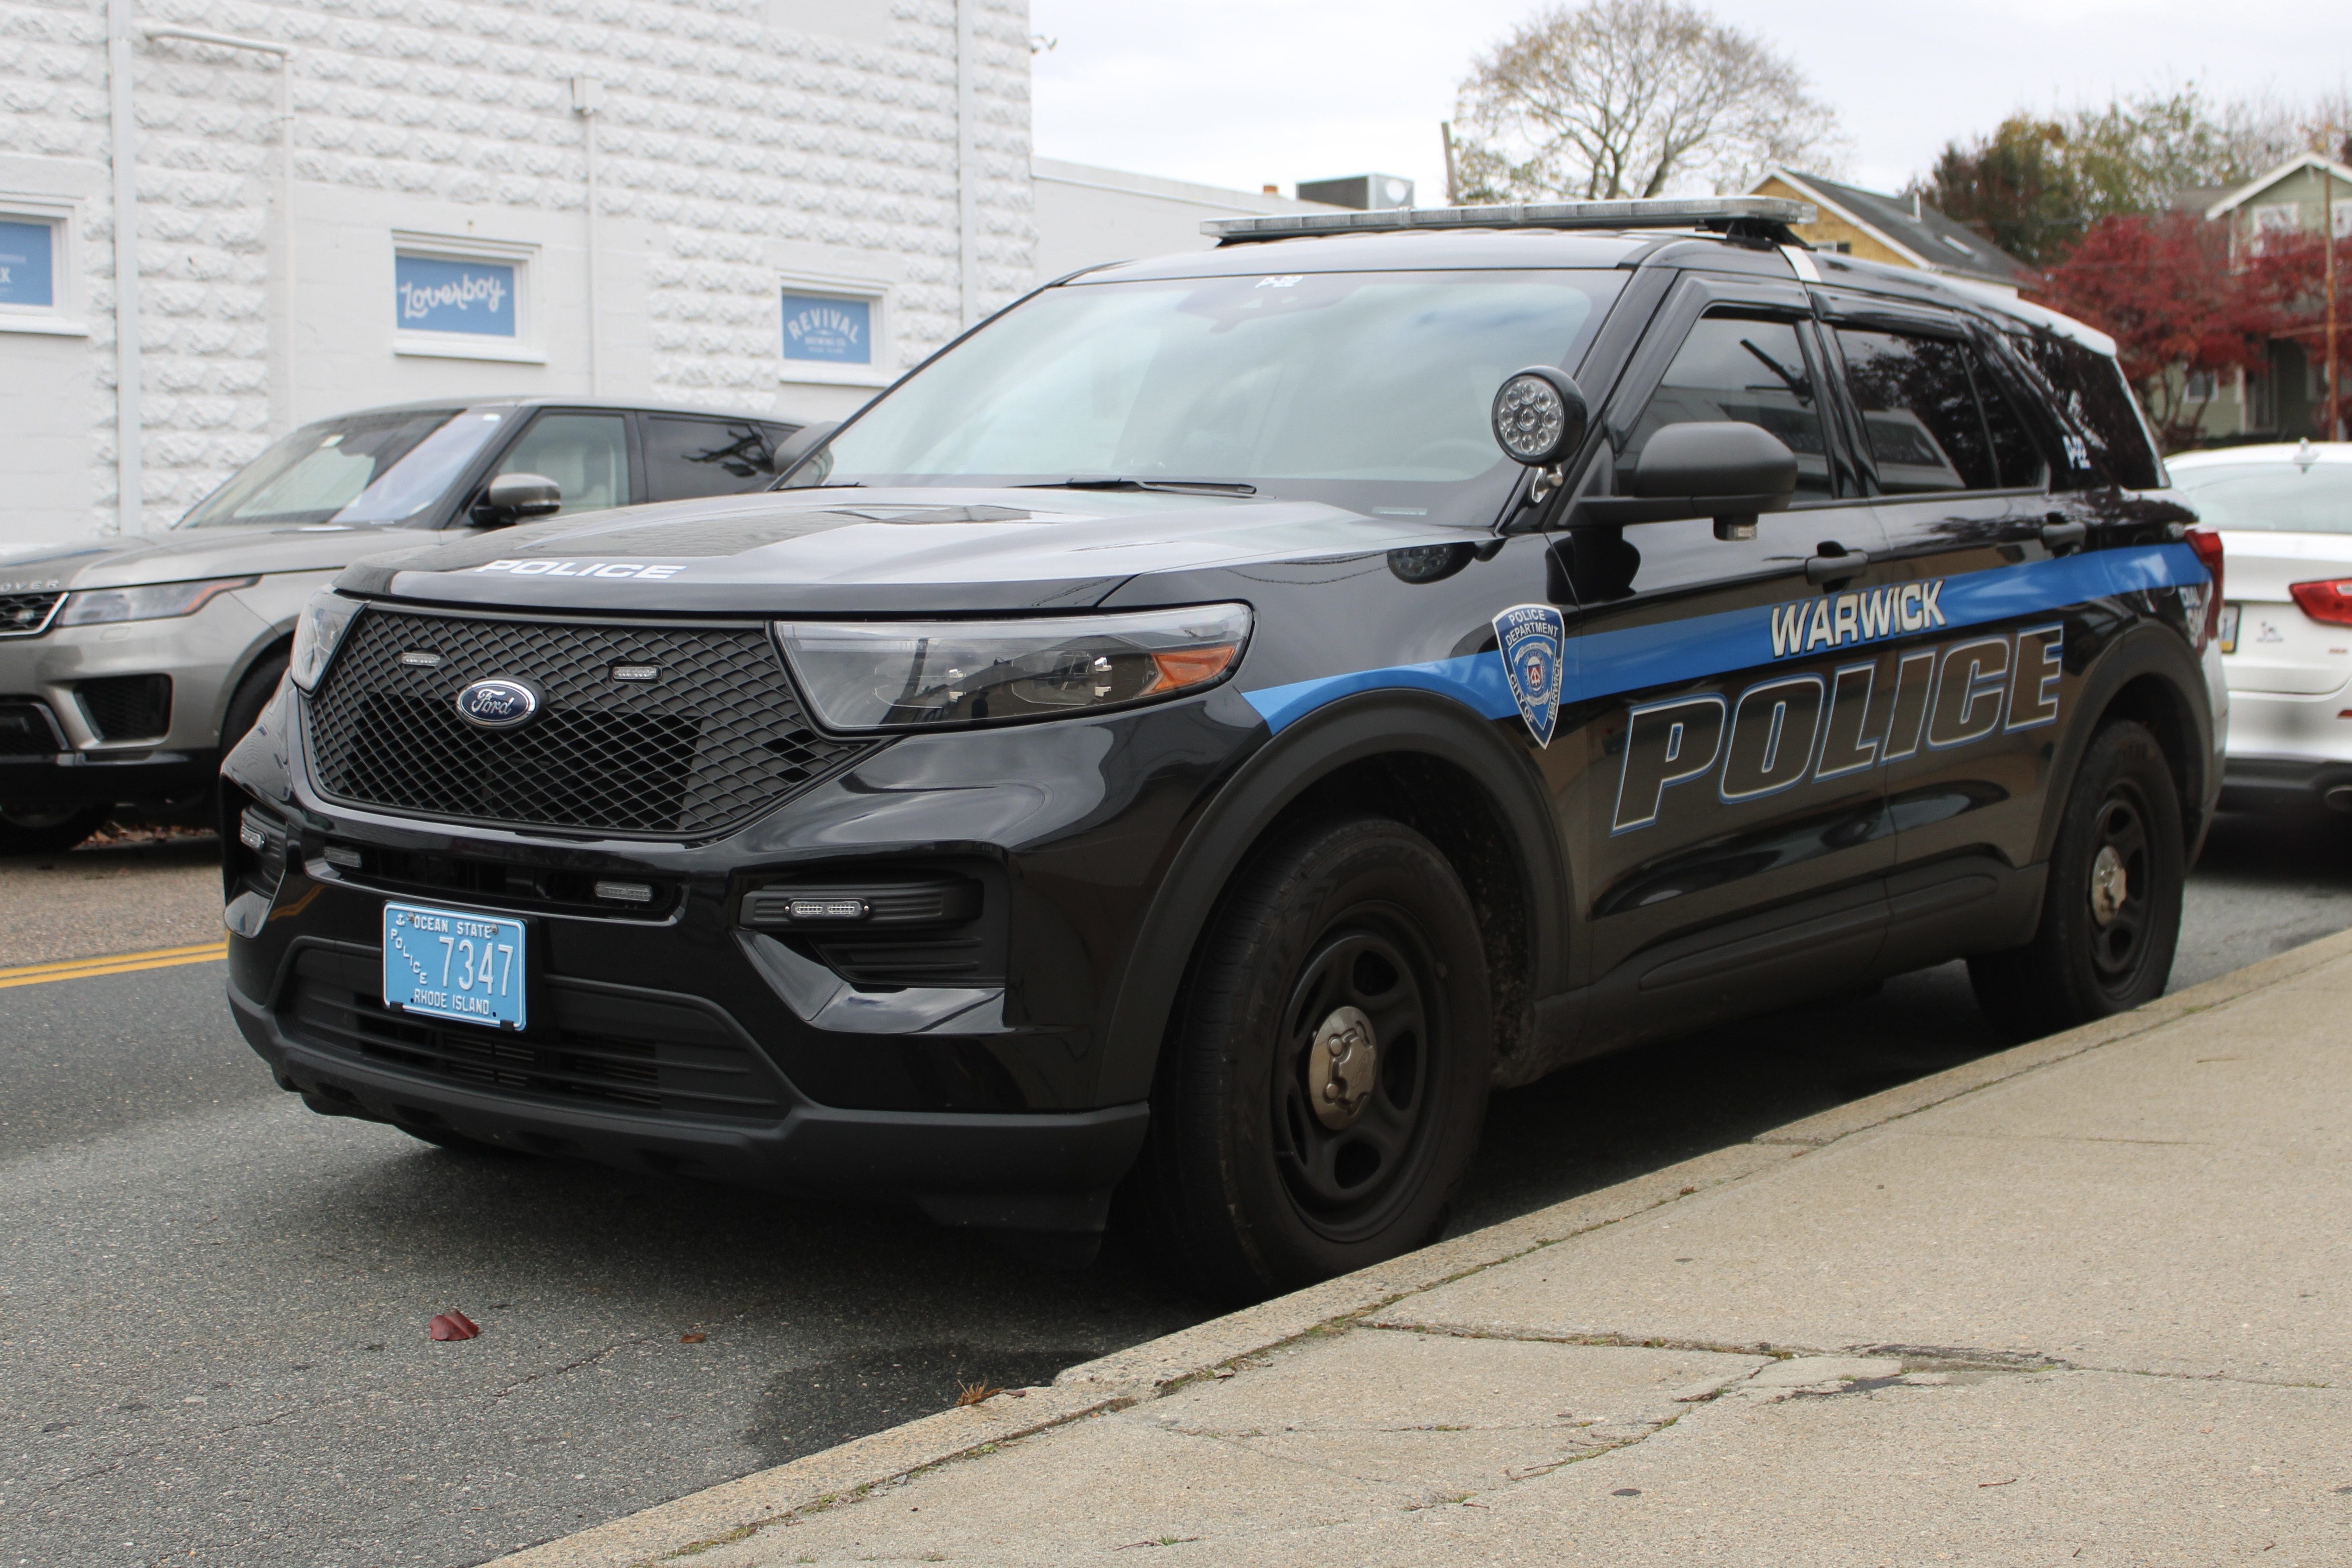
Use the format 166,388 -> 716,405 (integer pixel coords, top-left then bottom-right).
1204,195 -> 1815,244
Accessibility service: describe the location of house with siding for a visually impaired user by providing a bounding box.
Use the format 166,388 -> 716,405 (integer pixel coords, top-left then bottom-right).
1748,168 -> 2036,295
2180,152 -> 2352,443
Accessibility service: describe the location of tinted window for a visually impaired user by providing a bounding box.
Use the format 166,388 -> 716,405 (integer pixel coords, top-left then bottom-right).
2008,331 -> 2163,489
1976,369 -> 2048,490
645,416 -> 798,501
1621,315 -> 1834,500
1835,328 -> 2013,493
2172,462 -> 2352,533
495,412 -> 631,516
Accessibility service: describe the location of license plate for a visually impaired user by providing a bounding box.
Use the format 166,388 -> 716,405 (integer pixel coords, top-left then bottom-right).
2217,603 -> 2240,655
383,902 -> 526,1030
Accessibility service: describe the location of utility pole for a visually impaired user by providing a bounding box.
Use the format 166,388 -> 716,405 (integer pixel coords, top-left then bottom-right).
2327,149 -> 2341,441
1441,122 -> 1460,206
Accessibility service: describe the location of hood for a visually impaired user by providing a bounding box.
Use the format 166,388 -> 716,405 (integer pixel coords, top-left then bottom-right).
0,524 -> 452,593
339,488 -> 1476,615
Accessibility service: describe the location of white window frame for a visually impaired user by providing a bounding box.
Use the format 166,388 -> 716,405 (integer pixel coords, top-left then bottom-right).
391,232 -> 544,364
0,196 -> 86,336
776,270 -> 892,388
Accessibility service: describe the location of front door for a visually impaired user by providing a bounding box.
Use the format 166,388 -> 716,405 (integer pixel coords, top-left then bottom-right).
1555,279 -> 1896,1038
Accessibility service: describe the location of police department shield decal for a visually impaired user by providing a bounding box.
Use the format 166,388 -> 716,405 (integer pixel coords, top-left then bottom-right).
1494,603 -> 1566,748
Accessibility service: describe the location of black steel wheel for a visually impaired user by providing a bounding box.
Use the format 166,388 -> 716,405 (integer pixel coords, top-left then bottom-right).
1970,720 -> 2184,1039
1136,814 -> 1492,1302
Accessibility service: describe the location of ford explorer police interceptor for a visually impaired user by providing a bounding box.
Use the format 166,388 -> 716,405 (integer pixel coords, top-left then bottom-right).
220,196 -> 2226,1301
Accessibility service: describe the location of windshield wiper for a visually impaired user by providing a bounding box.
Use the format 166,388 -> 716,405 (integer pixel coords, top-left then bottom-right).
1025,477 -> 1258,497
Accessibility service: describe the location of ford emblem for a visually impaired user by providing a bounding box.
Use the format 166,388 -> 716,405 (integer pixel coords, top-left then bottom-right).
454,677 -> 540,731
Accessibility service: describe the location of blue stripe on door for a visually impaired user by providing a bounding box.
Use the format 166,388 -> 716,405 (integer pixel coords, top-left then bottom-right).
1240,541 -> 2207,734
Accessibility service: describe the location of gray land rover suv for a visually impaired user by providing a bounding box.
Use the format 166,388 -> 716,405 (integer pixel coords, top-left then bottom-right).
0,397 -> 814,853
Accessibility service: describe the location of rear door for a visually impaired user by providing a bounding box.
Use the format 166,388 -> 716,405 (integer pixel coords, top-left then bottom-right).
1811,294 -> 2067,963
1559,275 -> 1895,1029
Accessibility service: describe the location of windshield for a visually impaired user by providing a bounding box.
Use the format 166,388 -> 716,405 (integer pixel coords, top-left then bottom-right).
2173,461 -> 2352,534
803,268 -> 1623,519
176,408 -> 508,528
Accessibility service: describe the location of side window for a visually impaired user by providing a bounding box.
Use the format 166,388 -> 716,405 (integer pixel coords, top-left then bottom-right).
1974,367 -> 2048,490
495,412 -> 632,516
1619,314 -> 1835,500
644,416 -> 798,502
1832,329 -> 1995,493
2009,331 -> 2163,490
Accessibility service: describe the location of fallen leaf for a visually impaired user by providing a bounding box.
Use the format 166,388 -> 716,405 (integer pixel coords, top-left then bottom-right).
429,1311 -> 481,1342
679,1333 -> 708,1344
955,1379 -> 1002,1407
1979,1477 -> 2017,1488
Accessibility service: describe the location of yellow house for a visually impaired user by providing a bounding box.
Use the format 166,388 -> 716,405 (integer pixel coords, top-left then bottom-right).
1749,168 -> 2036,295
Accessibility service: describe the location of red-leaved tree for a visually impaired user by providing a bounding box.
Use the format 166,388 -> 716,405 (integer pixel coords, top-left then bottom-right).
2242,227 -> 2352,440
2032,212 -> 2279,450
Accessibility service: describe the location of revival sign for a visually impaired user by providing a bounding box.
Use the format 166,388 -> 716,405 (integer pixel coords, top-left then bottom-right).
781,294 -> 870,364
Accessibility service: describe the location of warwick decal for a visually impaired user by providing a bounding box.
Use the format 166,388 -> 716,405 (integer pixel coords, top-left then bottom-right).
1493,603 -> 1567,748
1769,579 -> 1947,659
1612,623 -> 2064,835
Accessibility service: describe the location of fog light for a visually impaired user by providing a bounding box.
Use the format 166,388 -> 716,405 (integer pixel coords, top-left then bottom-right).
594,879 -> 656,904
322,844 -> 363,869
786,897 -> 868,922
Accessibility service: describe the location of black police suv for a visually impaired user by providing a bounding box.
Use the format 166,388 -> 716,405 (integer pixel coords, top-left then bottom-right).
221,196 -> 2226,1300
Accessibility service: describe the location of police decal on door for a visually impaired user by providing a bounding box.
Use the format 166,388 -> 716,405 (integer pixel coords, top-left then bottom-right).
1612,622 -> 2065,835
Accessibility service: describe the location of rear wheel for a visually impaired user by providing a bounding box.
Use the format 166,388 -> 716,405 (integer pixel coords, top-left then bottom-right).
0,804 -> 114,857
1136,815 -> 1492,1303
1969,720 -> 2184,1039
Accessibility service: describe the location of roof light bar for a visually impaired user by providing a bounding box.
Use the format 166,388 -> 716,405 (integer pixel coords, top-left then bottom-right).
1204,195 -> 1816,244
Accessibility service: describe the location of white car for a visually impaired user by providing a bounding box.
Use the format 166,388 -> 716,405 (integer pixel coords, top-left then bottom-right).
2169,441 -> 2352,814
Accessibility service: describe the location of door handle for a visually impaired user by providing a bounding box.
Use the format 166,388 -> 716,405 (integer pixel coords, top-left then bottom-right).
1804,546 -> 1871,586
2040,514 -> 2088,553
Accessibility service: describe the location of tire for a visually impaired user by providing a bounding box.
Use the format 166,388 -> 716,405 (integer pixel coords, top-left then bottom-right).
0,804 -> 114,856
221,648 -> 288,759
1136,814 -> 1494,1303
1968,720 -> 2185,1040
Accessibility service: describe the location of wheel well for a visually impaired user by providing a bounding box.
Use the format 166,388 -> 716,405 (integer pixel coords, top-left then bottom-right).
1268,752 -> 1536,1068
2096,672 -> 2202,847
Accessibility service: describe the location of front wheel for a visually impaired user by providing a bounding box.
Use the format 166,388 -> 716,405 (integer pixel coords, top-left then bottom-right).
1136,815 -> 1493,1303
1969,720 -> 2184,1039
0,804 -> 114,857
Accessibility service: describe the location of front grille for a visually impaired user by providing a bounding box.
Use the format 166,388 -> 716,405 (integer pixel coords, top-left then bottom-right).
287,949 -> 790,1123
78,674 -> 172,741
304,609 -> 873,838
0,700 -> 63,758
0,592 -> 64,638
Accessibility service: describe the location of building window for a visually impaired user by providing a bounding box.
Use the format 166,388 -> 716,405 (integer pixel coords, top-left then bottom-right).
392,234 -> 542,363
2186,370 -> 2217,402
2251,203 -> 2300,252
778,275 -> 891,387
0,200 -> 84,335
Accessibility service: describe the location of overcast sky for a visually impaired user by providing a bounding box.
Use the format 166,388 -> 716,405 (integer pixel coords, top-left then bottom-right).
1031,0 -> 2352,203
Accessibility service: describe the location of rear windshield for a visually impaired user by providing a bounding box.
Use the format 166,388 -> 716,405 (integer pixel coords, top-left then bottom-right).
2172,462 -> 2352,534
176,408 -> 506,528
803,268 -> 1625,523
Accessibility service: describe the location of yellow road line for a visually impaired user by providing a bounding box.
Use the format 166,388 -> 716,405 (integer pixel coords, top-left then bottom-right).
0,940 -> 229,989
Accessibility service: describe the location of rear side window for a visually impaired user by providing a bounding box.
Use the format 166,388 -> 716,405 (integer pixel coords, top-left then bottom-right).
644,416 -> 801,501
1620,314 -> 1835,500
2007,331 -> 2163,490
1833,328 -> 2045,494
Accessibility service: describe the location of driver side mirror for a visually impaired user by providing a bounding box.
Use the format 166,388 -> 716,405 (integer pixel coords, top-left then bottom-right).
471,472 -> 563,528
1576,422 -> 1800,541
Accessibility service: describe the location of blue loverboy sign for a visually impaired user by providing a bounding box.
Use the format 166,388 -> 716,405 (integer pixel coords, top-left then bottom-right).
781,293 -> 871,364
395,254 -> 515,336
0,219 -> 55,309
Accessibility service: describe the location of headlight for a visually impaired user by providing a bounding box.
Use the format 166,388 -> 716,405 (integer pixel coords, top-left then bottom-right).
289,591 -> 362,691
58,575 -> 257,627
777,604 -> 1252,731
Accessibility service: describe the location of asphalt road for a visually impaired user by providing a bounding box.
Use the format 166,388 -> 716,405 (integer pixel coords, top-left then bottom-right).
7,809 -> 2352,1568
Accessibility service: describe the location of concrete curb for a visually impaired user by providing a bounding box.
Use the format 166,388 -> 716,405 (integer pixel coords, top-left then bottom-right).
488,926 -> 2352,1568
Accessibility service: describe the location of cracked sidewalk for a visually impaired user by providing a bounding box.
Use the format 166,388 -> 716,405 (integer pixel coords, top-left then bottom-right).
503,930 -> 2352,1567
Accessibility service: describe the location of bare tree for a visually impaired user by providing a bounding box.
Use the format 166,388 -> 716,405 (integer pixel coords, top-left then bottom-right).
1453,0 -> 1843,204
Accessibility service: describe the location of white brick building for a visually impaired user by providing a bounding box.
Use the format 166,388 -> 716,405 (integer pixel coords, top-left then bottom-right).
0,0 -> 1040,547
